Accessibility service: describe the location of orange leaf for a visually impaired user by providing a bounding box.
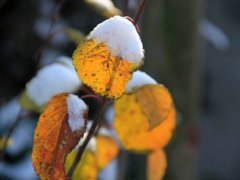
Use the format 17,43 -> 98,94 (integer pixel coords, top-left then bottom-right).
73,39 -> 138,99
32,93 -> 87,180
147,150 -> 167,180
96,136 -> 119,169
136,84 -> 173,129
114,85 -> 176,152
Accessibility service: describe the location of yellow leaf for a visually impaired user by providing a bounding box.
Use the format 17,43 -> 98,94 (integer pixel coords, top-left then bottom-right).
63,27 -> 85,45
113,85 -> 176,152
32,93 -> 87,180
73,39 -> 138,99
147,150 -> 167,180
96,136 -> 119,169
136,84 -> 173,129
84,0 -> 122,18
65,150 -> 98,180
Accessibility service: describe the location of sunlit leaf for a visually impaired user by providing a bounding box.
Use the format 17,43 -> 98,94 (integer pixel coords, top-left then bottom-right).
65,150 -> 98,180
73,16 -> 144,99
63,27 -> 85,45
95,136 -> 119,169
73,39 -> 138,99
114,84 -> 176,152
32,93 -> 87,180
84,0 -> 122,18
147,150 -> 167,180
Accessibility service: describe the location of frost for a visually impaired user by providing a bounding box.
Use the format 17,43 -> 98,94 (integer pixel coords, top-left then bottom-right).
26,61 -> 81,106
88,16 -> 144,64
67,94 -> 88,132
126,70 -> 157,93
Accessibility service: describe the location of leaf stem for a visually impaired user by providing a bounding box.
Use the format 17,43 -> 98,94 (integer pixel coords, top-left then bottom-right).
134,0 -> 147,25
67,98 -> 108,177
80,94 -> 103,104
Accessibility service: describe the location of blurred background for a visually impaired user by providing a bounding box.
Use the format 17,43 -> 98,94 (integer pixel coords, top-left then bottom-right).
0,0 -> 239,179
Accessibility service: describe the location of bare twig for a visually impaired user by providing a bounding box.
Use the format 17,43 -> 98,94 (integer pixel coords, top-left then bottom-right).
67,98 -> 108,177
134,0 -> 147,24
80,94 -> 103,104
35,0 -> 66,66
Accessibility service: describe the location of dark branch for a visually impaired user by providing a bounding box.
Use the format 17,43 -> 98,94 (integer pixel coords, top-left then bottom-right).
134,0 -> 147,24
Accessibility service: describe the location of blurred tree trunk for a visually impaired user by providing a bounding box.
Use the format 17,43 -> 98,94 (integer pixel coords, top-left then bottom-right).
143,0 -> 203,179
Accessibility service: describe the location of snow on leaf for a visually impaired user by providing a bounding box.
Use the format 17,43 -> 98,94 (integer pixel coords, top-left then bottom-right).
32,93 -> 87,180
19,59 -> 81,112
147,150 -> 167,180
73,16 -> 143,99
84,0 -> 122,18
126,70 -> 157,93
113,85 -> 176,152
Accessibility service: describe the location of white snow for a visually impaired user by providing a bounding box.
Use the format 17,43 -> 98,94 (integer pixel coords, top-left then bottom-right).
67,94 -> 88,132
56,56 -> 75,70
26,61 -> 81,106
126,70 -> 157,93
88,16 -> 144,64
74,132 -> 96,152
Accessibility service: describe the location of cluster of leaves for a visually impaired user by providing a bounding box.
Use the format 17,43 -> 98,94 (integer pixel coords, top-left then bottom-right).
1,0 -> 176,180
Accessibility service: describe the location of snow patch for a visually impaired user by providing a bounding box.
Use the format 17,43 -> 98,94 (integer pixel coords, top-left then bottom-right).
26,62 -> 81,106
126,70 -> 157,93
88,16 -> 144,64
67,94 -> 87,132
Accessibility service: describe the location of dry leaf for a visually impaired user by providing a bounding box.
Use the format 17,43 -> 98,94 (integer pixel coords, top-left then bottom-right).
32,93 -> 87,180
114,85 -> 176,152
148,150 -> 167,180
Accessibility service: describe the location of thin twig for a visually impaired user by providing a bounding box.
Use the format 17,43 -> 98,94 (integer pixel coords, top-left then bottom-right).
35,0 -> 66,66
0,109 -> 29,161
134,0 -> 147,24
67,98 -> 108,177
